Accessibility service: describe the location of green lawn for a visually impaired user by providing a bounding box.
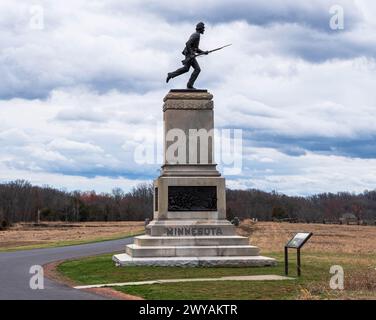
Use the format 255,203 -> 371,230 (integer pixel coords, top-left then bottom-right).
57,251 -> 376,299
118,280 -> 300,300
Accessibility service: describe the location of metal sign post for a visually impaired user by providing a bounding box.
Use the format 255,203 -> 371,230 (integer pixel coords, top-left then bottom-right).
284,246 -> 288,275
284,232 -> 313,277
297,248 -> 301,276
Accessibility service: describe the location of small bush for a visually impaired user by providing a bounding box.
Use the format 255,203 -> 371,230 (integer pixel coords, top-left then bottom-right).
0,219 -> 11,231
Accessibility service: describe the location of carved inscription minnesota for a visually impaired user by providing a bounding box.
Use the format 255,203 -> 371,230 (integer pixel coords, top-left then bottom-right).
166,227 -> 223,236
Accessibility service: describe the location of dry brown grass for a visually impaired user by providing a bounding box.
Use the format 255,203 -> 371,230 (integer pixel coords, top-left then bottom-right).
236,220 -> 376,299
345,268 -> 376,291
0,221 -> 144,250
237,220 -> 376,255
4,219 -> 374,254
296,268 -> 376,300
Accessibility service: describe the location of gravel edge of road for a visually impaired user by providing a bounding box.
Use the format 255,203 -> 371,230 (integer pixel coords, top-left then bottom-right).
43,257 -> 144,301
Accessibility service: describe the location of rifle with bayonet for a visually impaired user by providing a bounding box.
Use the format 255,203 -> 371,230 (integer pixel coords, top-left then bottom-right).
181,44 -> 232,65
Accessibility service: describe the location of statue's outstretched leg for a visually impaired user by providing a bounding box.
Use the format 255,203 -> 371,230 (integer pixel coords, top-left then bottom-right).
166,64 -> 190,83
187,58 -> 201,89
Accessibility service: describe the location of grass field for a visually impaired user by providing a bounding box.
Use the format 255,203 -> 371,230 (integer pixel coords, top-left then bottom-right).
57,221 -> 376,300
0,221 -> 144,252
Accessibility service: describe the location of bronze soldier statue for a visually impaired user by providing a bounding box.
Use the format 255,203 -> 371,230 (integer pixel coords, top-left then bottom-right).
166,22 -> 208,90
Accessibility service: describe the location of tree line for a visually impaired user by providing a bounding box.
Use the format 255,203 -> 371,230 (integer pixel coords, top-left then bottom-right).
226,189 -> 376,223
0,180 -> 153,224
0,180 -> 375,224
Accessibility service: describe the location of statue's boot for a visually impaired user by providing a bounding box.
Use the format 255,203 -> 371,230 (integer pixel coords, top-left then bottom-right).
166,73 -> 172,83
187,66 -> 200,89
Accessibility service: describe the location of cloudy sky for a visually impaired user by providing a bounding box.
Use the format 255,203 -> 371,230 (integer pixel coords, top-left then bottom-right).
0,0 -> 376,195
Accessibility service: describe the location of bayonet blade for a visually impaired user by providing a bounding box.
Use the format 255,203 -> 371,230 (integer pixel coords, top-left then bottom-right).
208,44 -> 232,54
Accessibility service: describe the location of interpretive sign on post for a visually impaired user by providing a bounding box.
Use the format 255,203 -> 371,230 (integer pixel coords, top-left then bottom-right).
285,232 -> 313,276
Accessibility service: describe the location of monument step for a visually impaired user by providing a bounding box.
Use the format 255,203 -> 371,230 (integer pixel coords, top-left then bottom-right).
135,235 -> 249,247
126,244 -> 260,258
147,219 -> 233,225
113,254 -> 277,267
161,164 -> 221,177
166,211 -> 221,220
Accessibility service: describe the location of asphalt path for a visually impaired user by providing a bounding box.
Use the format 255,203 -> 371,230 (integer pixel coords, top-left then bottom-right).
0,237 -> 134,300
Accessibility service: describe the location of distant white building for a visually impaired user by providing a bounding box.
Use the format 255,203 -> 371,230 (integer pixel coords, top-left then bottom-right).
339,213 -> 358,225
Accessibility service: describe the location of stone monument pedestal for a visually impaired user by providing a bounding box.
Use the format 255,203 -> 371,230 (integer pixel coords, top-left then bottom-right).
113,90 -> 276,267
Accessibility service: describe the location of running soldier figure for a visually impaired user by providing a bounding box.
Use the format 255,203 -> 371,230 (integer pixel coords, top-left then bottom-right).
166,22 -> 208,89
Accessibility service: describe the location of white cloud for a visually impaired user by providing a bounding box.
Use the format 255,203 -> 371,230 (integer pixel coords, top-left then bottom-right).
0,128 -> 30,146
227,147 -> 376,195
0,162 -> 147,193
48,138 -> 104,154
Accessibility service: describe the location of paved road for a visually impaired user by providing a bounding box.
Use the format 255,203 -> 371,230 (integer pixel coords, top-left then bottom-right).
0,237 -> 134,300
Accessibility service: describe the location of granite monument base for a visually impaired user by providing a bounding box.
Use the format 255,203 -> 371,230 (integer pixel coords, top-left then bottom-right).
112,218 -> 276,267
112,89 -> 276,267
113,254 -> 276,267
